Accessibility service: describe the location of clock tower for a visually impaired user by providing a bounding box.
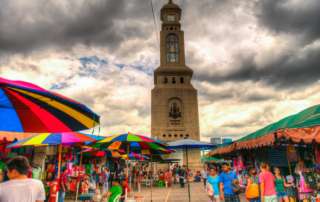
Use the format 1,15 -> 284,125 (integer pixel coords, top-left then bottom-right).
151,0 -> 200,144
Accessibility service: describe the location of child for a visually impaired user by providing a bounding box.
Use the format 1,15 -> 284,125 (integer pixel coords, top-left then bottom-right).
286,175 -> 296,202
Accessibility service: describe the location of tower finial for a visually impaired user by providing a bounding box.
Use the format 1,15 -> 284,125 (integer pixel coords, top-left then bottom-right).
168,0 -> 173,3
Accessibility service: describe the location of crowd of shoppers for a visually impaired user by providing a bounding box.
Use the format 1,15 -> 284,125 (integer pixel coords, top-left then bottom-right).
205,161 -> 320,202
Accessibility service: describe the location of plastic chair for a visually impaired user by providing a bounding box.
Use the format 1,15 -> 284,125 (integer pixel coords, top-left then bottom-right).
157,180 -> 165,187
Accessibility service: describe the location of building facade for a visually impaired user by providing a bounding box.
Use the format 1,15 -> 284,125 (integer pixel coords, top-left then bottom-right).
151,0 -> 200,143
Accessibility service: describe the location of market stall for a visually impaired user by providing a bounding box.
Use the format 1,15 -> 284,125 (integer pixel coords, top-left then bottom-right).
209,104 -> 320,201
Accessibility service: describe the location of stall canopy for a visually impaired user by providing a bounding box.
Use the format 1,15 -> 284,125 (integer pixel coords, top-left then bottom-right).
0,131 -> 35,142
210,104 -> 320,156
0,77 -> 100,132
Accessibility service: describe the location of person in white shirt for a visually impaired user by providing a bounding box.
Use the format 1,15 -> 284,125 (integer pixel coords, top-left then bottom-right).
0,156 -> 45,202
201,166 -> 208,189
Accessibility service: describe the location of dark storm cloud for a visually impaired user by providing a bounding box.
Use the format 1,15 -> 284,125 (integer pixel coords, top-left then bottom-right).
0,0 -> 153,54
196,45 -> 320,88
188,0 -> 320,89
256,0 -> 320,43
198,82 -> 276,103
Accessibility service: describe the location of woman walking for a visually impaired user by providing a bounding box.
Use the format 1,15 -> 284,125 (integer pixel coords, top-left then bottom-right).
259,162 -> 277,202
274,167 -> 289,202
246,167 -> 260,202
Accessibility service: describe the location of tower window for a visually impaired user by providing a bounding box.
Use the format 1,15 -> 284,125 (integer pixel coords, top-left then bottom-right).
174,134 -> 178,138
168,134 -> 172,138
163,134 -> 166,138
164,77 -> 168,84
172,77 -> 176,84
166,34 -> 179,63
180,77 -> 184,83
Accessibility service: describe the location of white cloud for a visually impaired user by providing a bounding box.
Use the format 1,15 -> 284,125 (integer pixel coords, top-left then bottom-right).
1,0 -> 319,141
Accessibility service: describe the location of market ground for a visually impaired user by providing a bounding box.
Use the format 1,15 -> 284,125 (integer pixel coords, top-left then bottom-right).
137,182 -> 246,202
66,182 -> 246,202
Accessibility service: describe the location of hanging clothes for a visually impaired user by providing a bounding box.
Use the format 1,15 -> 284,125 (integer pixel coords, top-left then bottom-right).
315,146 -> 320,164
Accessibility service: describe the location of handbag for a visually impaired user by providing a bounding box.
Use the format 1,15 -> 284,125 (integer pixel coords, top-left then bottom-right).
206,183 -> 214,196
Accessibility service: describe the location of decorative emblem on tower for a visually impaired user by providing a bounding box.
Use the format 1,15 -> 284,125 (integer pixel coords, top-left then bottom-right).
169,101 -> 181,119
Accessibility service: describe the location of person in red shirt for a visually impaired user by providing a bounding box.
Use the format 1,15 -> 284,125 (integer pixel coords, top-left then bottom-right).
80,175 -> 90,194
58,168 -> 68,202
164,169 -> 172,188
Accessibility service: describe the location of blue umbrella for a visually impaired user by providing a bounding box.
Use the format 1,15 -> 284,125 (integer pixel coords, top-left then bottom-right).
167,139 -> 215,149
167,139 -> 215,202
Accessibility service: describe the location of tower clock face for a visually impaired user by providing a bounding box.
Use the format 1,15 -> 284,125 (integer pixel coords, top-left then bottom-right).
167,15 -> 176,22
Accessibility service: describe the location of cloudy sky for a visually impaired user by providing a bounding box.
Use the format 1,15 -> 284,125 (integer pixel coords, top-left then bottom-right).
1,0 -> 320,140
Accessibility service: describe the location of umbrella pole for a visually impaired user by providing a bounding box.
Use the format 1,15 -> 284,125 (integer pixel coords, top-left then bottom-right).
186,147 -> 191,202
75,152 -> 83,202
58,144 -> 62,178
56,144 -> 62,202
150,160 -> 153,202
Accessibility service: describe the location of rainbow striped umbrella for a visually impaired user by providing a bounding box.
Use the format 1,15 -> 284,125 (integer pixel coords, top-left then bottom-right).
122,152 -> 149,161
80,146 -> 124,158
7,132 -> 101,179
7,132 -> 100,148
94,132 -> 173,156
0,77 -> 99,133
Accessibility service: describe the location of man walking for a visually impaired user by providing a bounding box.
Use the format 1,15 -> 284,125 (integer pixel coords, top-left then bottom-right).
219,163 -> 240,202
178,166 -> 186,188
0,156 -> 46,202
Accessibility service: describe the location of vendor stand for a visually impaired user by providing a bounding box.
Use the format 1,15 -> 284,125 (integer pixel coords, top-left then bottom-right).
210,104 -> 320,201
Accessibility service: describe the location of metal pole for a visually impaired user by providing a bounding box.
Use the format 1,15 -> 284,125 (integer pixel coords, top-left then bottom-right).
150,156 -> 153,202
186,147 -> 191,202
75,152 -> 83,202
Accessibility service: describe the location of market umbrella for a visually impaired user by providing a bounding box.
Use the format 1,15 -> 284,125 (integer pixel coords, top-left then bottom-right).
93,132 -> 173,155
122,152 -> 150,161
80,146 -> 125,158
7,132 -> 100,177
93,132 -> 173,201
0,77 -> 100,132
167,139 -> 215,202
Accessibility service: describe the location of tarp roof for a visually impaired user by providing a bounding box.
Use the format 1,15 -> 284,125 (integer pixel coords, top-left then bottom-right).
210,104 -> 320,156
237,104 -> 320,143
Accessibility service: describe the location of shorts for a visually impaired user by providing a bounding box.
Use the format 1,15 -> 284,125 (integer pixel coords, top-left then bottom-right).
224,194 -> 240,202
249,198 -> 260,202
264,195 -> 277,202
277,191 -> 288,198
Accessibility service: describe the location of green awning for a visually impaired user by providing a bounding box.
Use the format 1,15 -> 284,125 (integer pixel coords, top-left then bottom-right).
237,104 -> 320,143
210,104 -> 320,156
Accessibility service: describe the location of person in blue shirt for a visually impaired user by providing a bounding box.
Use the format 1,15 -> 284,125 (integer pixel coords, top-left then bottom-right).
207,167 -> 222,202
219,163 -> 240,202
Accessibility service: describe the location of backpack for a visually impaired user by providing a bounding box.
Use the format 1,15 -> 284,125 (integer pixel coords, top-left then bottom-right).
246,176 -> 259,199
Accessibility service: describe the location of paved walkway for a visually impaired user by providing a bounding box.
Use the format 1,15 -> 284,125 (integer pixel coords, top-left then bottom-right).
133,182 -> 246,202
67,182 -> 246,202
137,182 -> 208,202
